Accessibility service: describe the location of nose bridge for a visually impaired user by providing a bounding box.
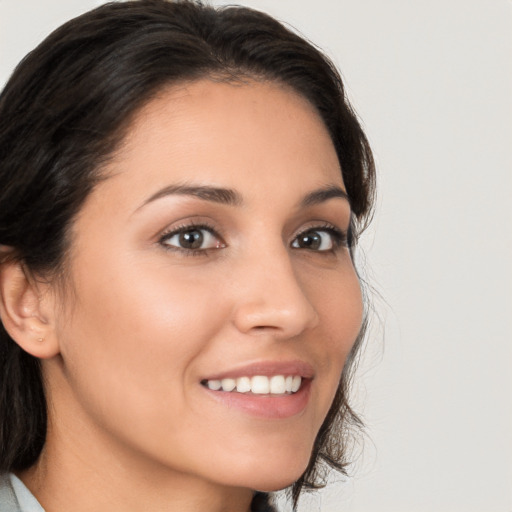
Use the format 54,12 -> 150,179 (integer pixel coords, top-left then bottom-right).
231,239 -> 319,337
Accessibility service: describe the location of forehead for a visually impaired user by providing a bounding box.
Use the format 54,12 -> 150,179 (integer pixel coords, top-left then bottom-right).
96,80 -> 344,208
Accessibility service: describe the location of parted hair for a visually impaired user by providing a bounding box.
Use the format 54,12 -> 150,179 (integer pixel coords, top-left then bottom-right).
0,0 -> 375,508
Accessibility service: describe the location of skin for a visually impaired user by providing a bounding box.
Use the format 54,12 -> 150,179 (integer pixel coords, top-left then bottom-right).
12,80 -> 363,511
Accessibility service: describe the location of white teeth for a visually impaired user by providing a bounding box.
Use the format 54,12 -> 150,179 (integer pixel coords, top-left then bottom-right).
207,379 -> 222,391
270,375 -> 286,394
236,376 -> 251,393
205,375 -> 303,395
291,376 -> 302,393
251,376 -> 270,394
220,378 -> 236,392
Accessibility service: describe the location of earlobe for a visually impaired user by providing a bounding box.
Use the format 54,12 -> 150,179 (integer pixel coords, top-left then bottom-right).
0,257 -> 60,359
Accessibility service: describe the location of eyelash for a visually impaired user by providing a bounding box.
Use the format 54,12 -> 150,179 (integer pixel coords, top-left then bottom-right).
159,222 -> 222,257
292,223 -> 350,252
158,221 -> 350,257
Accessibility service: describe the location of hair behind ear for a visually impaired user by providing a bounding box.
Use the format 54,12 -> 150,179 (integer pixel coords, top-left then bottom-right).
0,323 -> 47,471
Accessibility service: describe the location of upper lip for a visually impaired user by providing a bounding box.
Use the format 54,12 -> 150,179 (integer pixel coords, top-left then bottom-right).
202,360 -> 315,381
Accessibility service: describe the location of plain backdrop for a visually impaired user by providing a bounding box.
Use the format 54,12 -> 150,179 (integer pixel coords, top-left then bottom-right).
1,1 -> 511,511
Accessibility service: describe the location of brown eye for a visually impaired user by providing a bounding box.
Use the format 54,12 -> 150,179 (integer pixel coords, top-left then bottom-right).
295,231 -> 323,250
178,229 -> 204,249
161,226 -> 223,251
292,228 -> 341,251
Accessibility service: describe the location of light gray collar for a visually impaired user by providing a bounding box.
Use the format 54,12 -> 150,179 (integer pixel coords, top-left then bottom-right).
0,474 -> 45,512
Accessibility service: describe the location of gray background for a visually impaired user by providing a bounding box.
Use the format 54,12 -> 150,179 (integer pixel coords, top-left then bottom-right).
1,1 -> 511,511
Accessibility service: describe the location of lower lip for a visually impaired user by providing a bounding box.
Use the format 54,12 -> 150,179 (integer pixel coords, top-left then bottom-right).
202,379 -> 311,419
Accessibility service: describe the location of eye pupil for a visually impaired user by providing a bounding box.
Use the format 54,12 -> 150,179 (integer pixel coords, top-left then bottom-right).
179,229 -> 203,249
298,232 -> 321,250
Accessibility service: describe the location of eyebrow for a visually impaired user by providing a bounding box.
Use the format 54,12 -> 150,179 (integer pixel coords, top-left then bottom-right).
138,183 -> 350,210
299,185 -> 350,208
140,184 -> 243,208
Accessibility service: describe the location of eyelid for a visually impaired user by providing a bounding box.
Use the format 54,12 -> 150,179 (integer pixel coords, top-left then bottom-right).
291,222 -> 350,251
158,221 -> 226,254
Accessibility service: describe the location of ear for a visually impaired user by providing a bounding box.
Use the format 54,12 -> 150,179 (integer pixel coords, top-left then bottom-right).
0,256 -> 60,359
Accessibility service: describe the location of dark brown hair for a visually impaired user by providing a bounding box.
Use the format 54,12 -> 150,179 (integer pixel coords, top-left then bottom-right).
0,0 -> 375,508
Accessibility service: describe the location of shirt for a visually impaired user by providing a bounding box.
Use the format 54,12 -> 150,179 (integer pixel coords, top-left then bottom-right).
0,473 -> 45,512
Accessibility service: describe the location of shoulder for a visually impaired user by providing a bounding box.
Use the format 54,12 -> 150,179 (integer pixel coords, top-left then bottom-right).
0,473 -> 45,512
0,473 -> 22,512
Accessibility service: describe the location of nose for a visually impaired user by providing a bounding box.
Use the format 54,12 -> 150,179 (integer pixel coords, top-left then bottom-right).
231,246 -> 319,338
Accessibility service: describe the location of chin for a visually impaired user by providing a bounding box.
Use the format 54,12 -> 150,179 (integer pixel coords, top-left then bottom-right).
252,475 -> 303,494
224,453 -> 312,493
250,469 -> 306,493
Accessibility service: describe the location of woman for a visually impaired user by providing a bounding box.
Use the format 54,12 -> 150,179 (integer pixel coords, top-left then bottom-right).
0,1 -> 375,511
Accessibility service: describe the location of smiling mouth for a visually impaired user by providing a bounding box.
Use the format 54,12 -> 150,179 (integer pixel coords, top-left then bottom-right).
201,375 -> 303,395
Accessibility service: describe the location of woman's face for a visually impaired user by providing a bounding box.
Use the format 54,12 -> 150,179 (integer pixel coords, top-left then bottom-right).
47,80 -> 363,492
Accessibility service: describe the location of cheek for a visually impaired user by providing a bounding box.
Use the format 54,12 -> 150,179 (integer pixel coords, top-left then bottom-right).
310,261 -> 364,349
55,254 -> 227,426
308,264 -> 364,402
